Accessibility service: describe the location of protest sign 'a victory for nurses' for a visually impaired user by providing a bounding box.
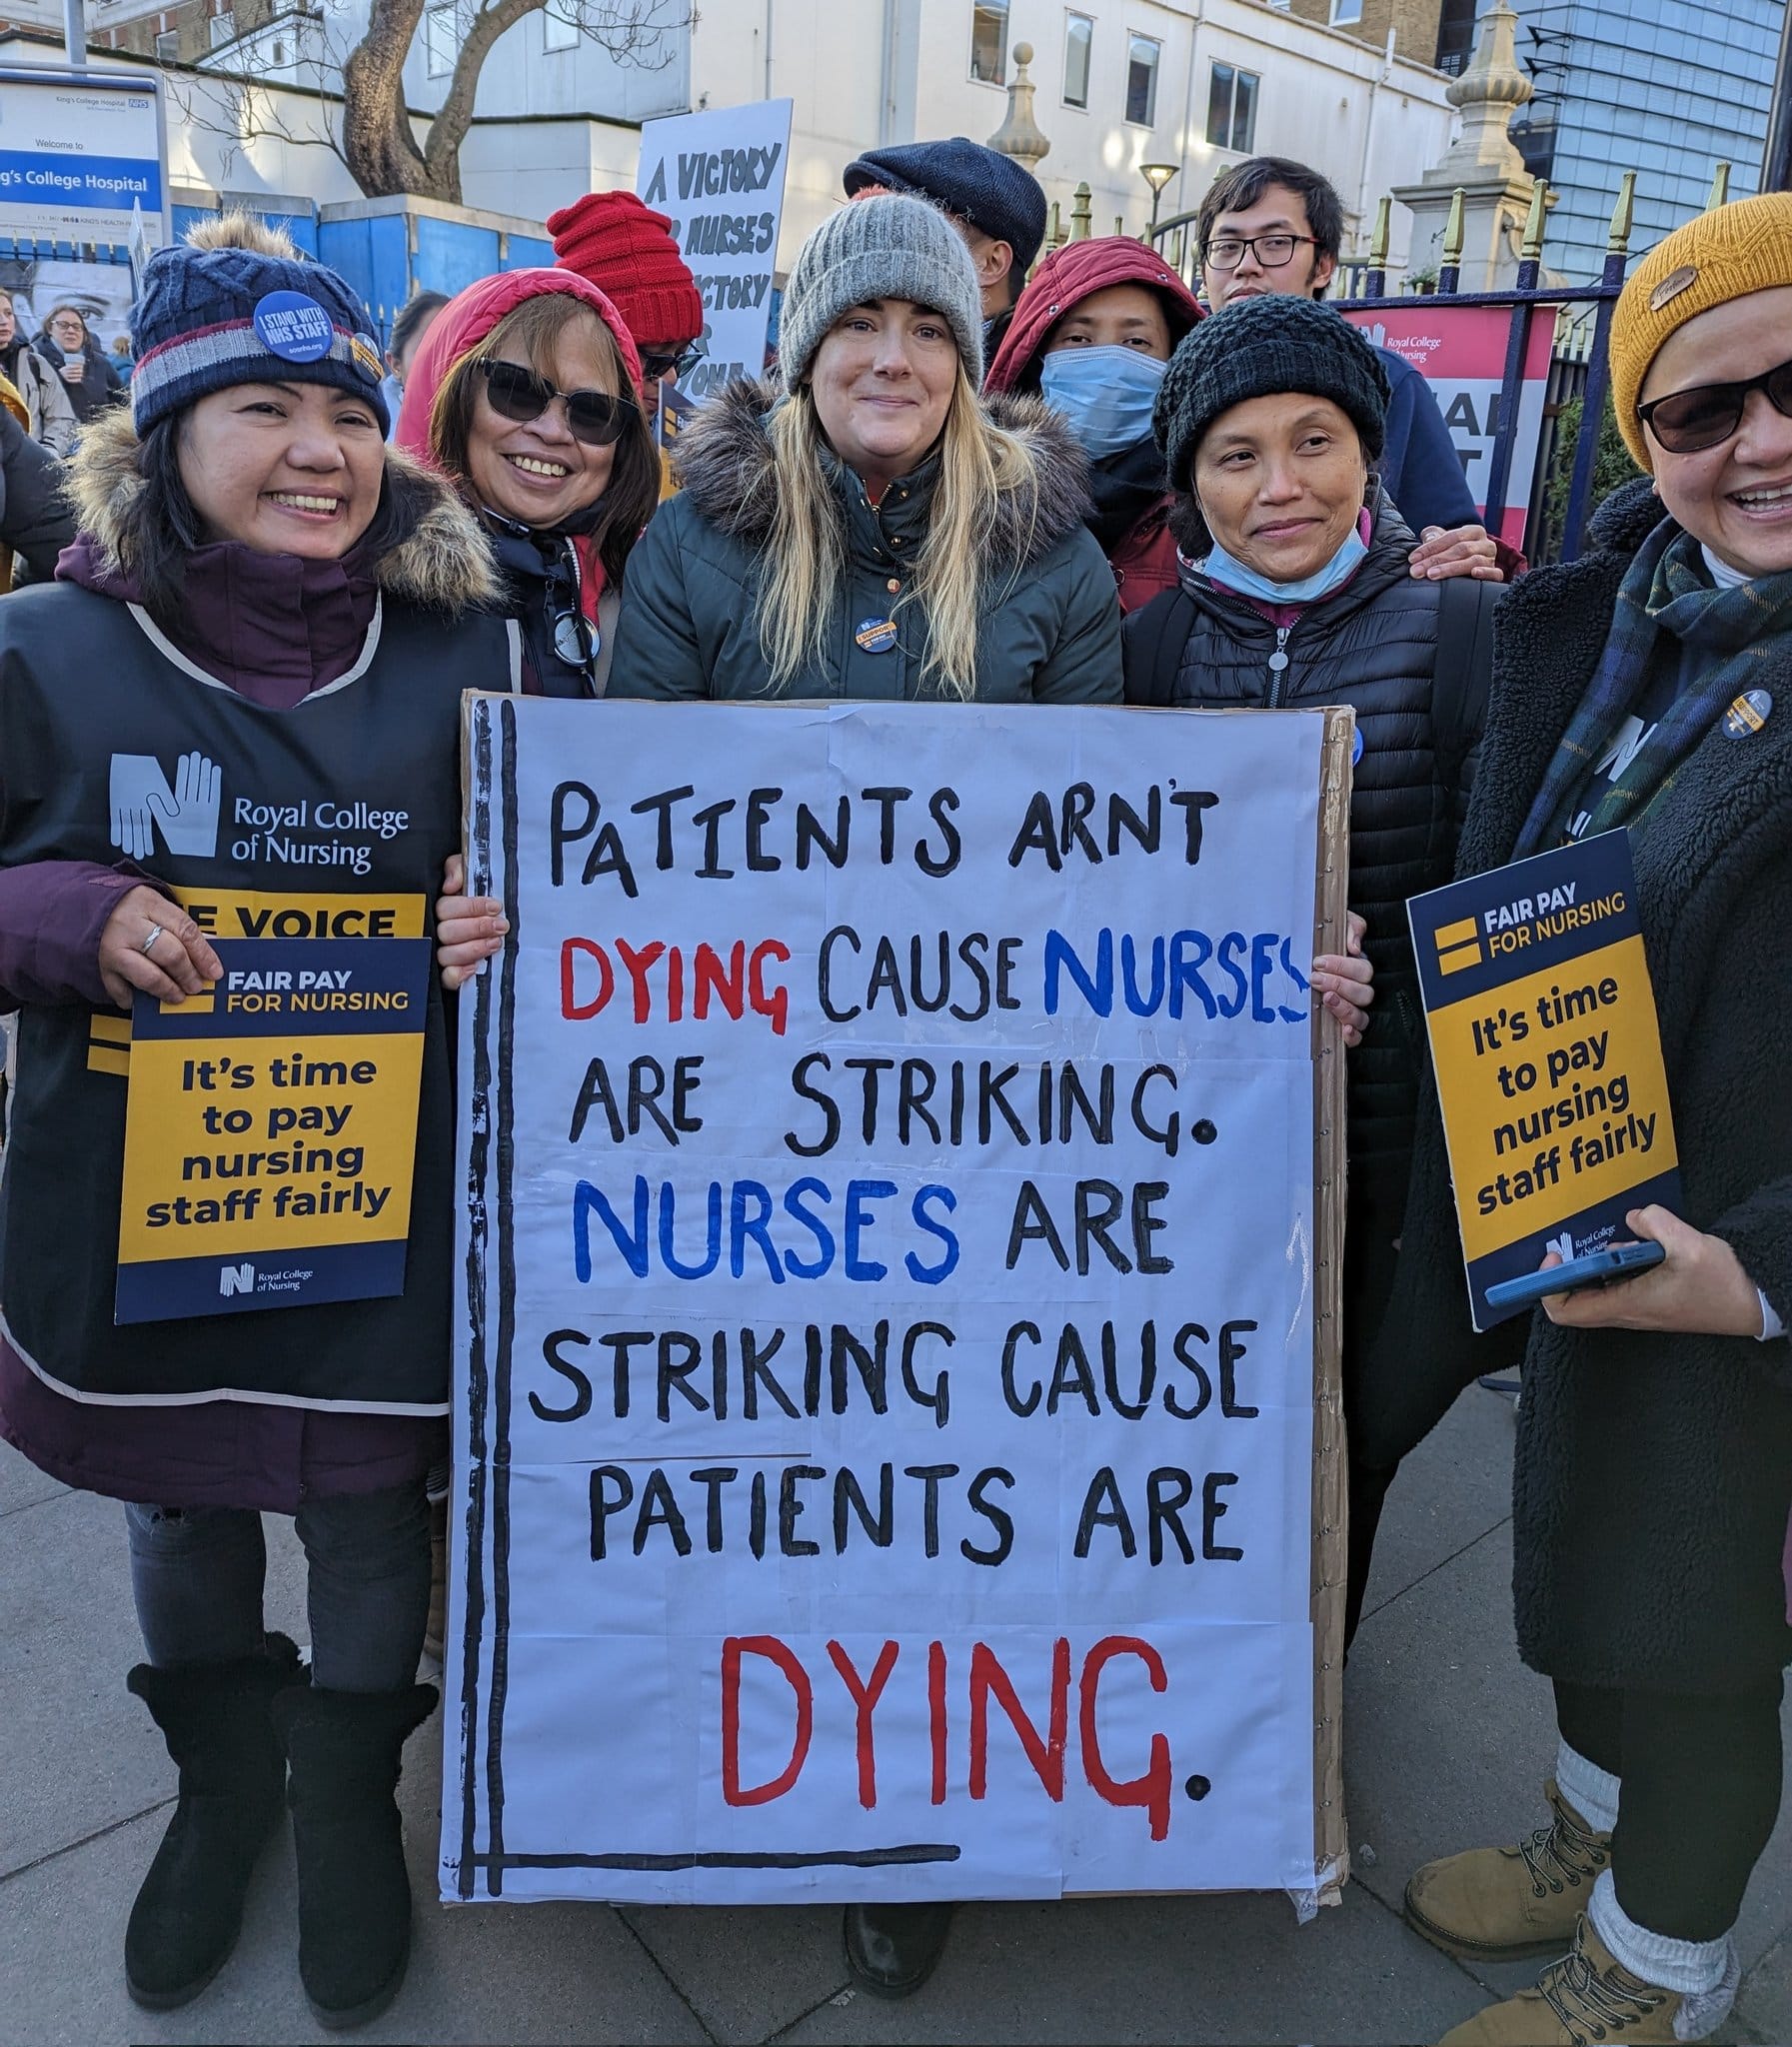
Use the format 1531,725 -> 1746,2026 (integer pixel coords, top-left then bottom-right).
445,700 -> 1345,1907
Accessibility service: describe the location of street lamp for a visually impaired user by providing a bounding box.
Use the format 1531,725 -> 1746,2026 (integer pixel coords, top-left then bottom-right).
1139,161 -> 1179,238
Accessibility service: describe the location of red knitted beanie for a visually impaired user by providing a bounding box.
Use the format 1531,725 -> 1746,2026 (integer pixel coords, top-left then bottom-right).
548,190 -> 704,351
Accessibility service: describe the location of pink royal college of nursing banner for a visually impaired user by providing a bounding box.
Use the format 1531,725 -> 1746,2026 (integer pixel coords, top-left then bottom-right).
1343,305 -> 1557,552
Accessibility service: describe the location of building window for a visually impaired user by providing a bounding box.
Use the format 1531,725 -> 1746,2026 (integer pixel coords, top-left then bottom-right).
424,0 -> 456,74
969,0 -> 1007,85
543,0 -> 577,49
1330,0 -> 1363,22
1063,11 -> 1092,109
1125,32 -> 1159,126
154,26 -> 179,57
208,10 -> 235,45
1205,60 -> 1258,152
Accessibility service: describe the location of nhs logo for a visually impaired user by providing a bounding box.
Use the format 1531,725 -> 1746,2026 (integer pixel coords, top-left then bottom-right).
109,752 -> 223,861
219,1261 -> 254,1298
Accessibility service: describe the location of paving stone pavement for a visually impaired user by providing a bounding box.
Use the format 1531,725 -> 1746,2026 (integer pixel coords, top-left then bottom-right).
3,1385 -> 1788,2046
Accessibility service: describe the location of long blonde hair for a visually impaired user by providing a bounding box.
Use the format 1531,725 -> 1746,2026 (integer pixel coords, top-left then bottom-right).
758,372 -> 1042,699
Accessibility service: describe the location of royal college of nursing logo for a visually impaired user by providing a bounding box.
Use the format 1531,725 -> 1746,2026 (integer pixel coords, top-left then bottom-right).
108,752 -> 223,861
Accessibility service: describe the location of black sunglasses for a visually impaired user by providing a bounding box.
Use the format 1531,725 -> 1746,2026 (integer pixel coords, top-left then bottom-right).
1637,356 -> 1792,455
638,339 -> 707,382
475,358 -> 638,447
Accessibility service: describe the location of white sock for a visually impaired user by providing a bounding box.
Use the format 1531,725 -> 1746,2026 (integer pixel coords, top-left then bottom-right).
1555,1737 -> 1620,1833
1587,1869 -> 1738,2038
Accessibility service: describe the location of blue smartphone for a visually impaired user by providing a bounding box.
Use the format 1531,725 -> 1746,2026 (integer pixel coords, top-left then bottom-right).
1483,1240 -> 1666,1314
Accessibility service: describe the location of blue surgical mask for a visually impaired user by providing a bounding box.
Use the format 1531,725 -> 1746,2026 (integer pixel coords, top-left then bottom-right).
1038,345 -> 1167,462
1200,524 -> 1369,605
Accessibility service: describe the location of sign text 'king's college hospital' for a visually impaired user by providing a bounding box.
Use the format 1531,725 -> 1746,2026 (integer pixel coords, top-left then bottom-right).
446,699 -> 1349,1908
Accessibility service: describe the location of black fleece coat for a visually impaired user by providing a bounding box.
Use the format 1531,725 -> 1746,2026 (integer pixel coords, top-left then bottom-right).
1357,479 -> 1792,1695
0,406 -> 74,582
1121,495 -> 1491,1186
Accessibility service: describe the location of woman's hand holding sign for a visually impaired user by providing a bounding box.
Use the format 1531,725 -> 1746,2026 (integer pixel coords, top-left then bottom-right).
435,853 -> 508,990
97,885 -> 222,1011
1311,911 -> 1374,1046
1540,1205 -> 1768,1337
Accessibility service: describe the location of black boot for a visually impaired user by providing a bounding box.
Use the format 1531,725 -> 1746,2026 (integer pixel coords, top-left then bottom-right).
272,1681 -> 437,2030
124,1632 -> 304,2009
843,1901 -> 955,1998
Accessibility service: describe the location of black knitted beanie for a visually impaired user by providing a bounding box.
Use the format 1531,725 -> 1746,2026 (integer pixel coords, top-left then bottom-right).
1153,294 -> 1390,491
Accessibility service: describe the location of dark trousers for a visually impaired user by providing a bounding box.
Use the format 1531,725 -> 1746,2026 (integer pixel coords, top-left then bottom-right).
126,1481 -> 431,1693
1342,1166 -> 1406,1646
1556,1675 -> 1785,1941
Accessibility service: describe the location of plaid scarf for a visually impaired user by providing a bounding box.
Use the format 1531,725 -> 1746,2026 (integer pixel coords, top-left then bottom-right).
1514,518 -> 1792,858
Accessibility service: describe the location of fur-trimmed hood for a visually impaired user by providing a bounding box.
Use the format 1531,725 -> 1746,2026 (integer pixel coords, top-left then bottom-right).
672,376 -> 1093,567
63,403 -> 502,615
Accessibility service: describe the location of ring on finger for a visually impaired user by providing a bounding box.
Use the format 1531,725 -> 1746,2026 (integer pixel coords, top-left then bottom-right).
140,924 -> 164,957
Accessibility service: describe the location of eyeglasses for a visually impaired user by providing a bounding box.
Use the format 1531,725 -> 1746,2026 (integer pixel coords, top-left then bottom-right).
1637,356 -> 1792,455
1201,233 -> 1317,272
475,359 -> 638,447
638,340 -> 707,383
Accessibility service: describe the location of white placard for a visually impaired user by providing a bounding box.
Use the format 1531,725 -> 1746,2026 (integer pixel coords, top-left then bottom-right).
445,700 -> 1339,1906
636,98 -> 792,398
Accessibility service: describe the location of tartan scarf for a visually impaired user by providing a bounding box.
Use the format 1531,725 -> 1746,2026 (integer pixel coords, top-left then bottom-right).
1514,517 -> 1792,858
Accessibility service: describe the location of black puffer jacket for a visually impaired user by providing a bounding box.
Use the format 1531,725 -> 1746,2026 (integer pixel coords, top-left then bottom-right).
1121,494 -> 1495,1182
1357,479 -> 1792,1694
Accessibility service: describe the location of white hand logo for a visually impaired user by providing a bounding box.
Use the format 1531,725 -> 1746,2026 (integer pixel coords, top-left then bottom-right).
108,752 -> 223,860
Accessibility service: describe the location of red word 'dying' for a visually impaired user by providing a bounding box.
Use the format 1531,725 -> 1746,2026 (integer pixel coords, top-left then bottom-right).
561,937 -> 792,1034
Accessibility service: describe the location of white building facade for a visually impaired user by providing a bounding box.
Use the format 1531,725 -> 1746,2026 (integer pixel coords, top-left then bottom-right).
20,0 -> 1460,273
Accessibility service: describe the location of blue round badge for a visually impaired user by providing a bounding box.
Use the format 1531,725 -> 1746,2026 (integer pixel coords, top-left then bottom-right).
1351,726 -> 1365,767
855,617 -> 897,655
1722,687 -> 1772,739
252,290 -> 336,365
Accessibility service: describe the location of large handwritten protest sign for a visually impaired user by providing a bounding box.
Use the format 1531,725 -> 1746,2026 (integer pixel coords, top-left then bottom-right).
445,700 -> 1350,1906
1407,832 -> 1680,1330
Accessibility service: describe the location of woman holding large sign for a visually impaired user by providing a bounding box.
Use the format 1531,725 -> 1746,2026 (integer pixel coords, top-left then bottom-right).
1118,296 -> 1499,1646
1370,195 -> 1792,2045
607,192 -> 1121,706
0,218 -> 512,2027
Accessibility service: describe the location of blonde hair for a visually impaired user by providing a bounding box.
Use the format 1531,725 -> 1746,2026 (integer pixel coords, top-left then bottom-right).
758,372 -> 1041,699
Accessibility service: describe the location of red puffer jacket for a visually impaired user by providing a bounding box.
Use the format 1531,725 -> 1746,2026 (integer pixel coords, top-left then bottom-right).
985,237 -> 1202,614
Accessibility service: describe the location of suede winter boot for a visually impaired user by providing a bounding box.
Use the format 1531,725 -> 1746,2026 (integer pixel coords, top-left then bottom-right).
272,1681 -> 438,2029
124,1632 -> 304,2009
1405,1779 -> 1612,1962
1438,1914 -> 1707,2044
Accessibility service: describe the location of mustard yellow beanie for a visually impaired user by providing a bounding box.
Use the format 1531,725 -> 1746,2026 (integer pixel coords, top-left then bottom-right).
1611,191 -> 1792,471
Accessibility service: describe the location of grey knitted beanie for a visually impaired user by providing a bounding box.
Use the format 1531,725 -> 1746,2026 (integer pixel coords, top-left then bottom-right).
1154,294 -> 1390,492
778,193 -> 984,389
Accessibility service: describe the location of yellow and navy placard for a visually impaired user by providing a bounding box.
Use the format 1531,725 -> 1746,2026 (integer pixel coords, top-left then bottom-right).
1407,831 -> 1681,1330
115,937 -> 431,1324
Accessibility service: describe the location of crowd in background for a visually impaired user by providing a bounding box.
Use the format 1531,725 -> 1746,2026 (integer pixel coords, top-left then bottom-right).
0,134 -> 1787,2047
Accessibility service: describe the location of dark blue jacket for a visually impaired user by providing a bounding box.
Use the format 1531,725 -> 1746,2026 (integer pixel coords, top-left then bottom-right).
1376,345 -> 1478,536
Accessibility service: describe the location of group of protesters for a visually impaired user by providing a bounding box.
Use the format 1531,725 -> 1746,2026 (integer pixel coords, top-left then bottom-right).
0,125 -> 1786,2047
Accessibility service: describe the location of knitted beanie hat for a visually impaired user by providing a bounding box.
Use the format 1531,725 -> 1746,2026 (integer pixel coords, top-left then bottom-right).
130,215 -> 387,436
1154,293 -> 1389,491
778,192 -> 984,389
844,137 -> 1048,275
547,189 -> 704,352
1609,192 -> 1792,471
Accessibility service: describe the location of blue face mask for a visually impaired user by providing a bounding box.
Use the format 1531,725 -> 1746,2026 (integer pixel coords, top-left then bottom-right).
1200,524 -> 1369,605
1038,345 -> 1167,462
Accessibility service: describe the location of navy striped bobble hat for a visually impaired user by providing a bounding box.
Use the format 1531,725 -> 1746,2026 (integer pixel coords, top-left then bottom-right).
129,214 -> 388,436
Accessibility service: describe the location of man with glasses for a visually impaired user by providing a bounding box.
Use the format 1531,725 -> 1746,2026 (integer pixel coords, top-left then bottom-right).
1199,156 -> 1508,583
550,188 -> 708,392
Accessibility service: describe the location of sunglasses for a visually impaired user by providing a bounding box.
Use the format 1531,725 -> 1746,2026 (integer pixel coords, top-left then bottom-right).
1637,356 -> 1792,455
475,358 -> 637,447
638,340 -> 707,382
